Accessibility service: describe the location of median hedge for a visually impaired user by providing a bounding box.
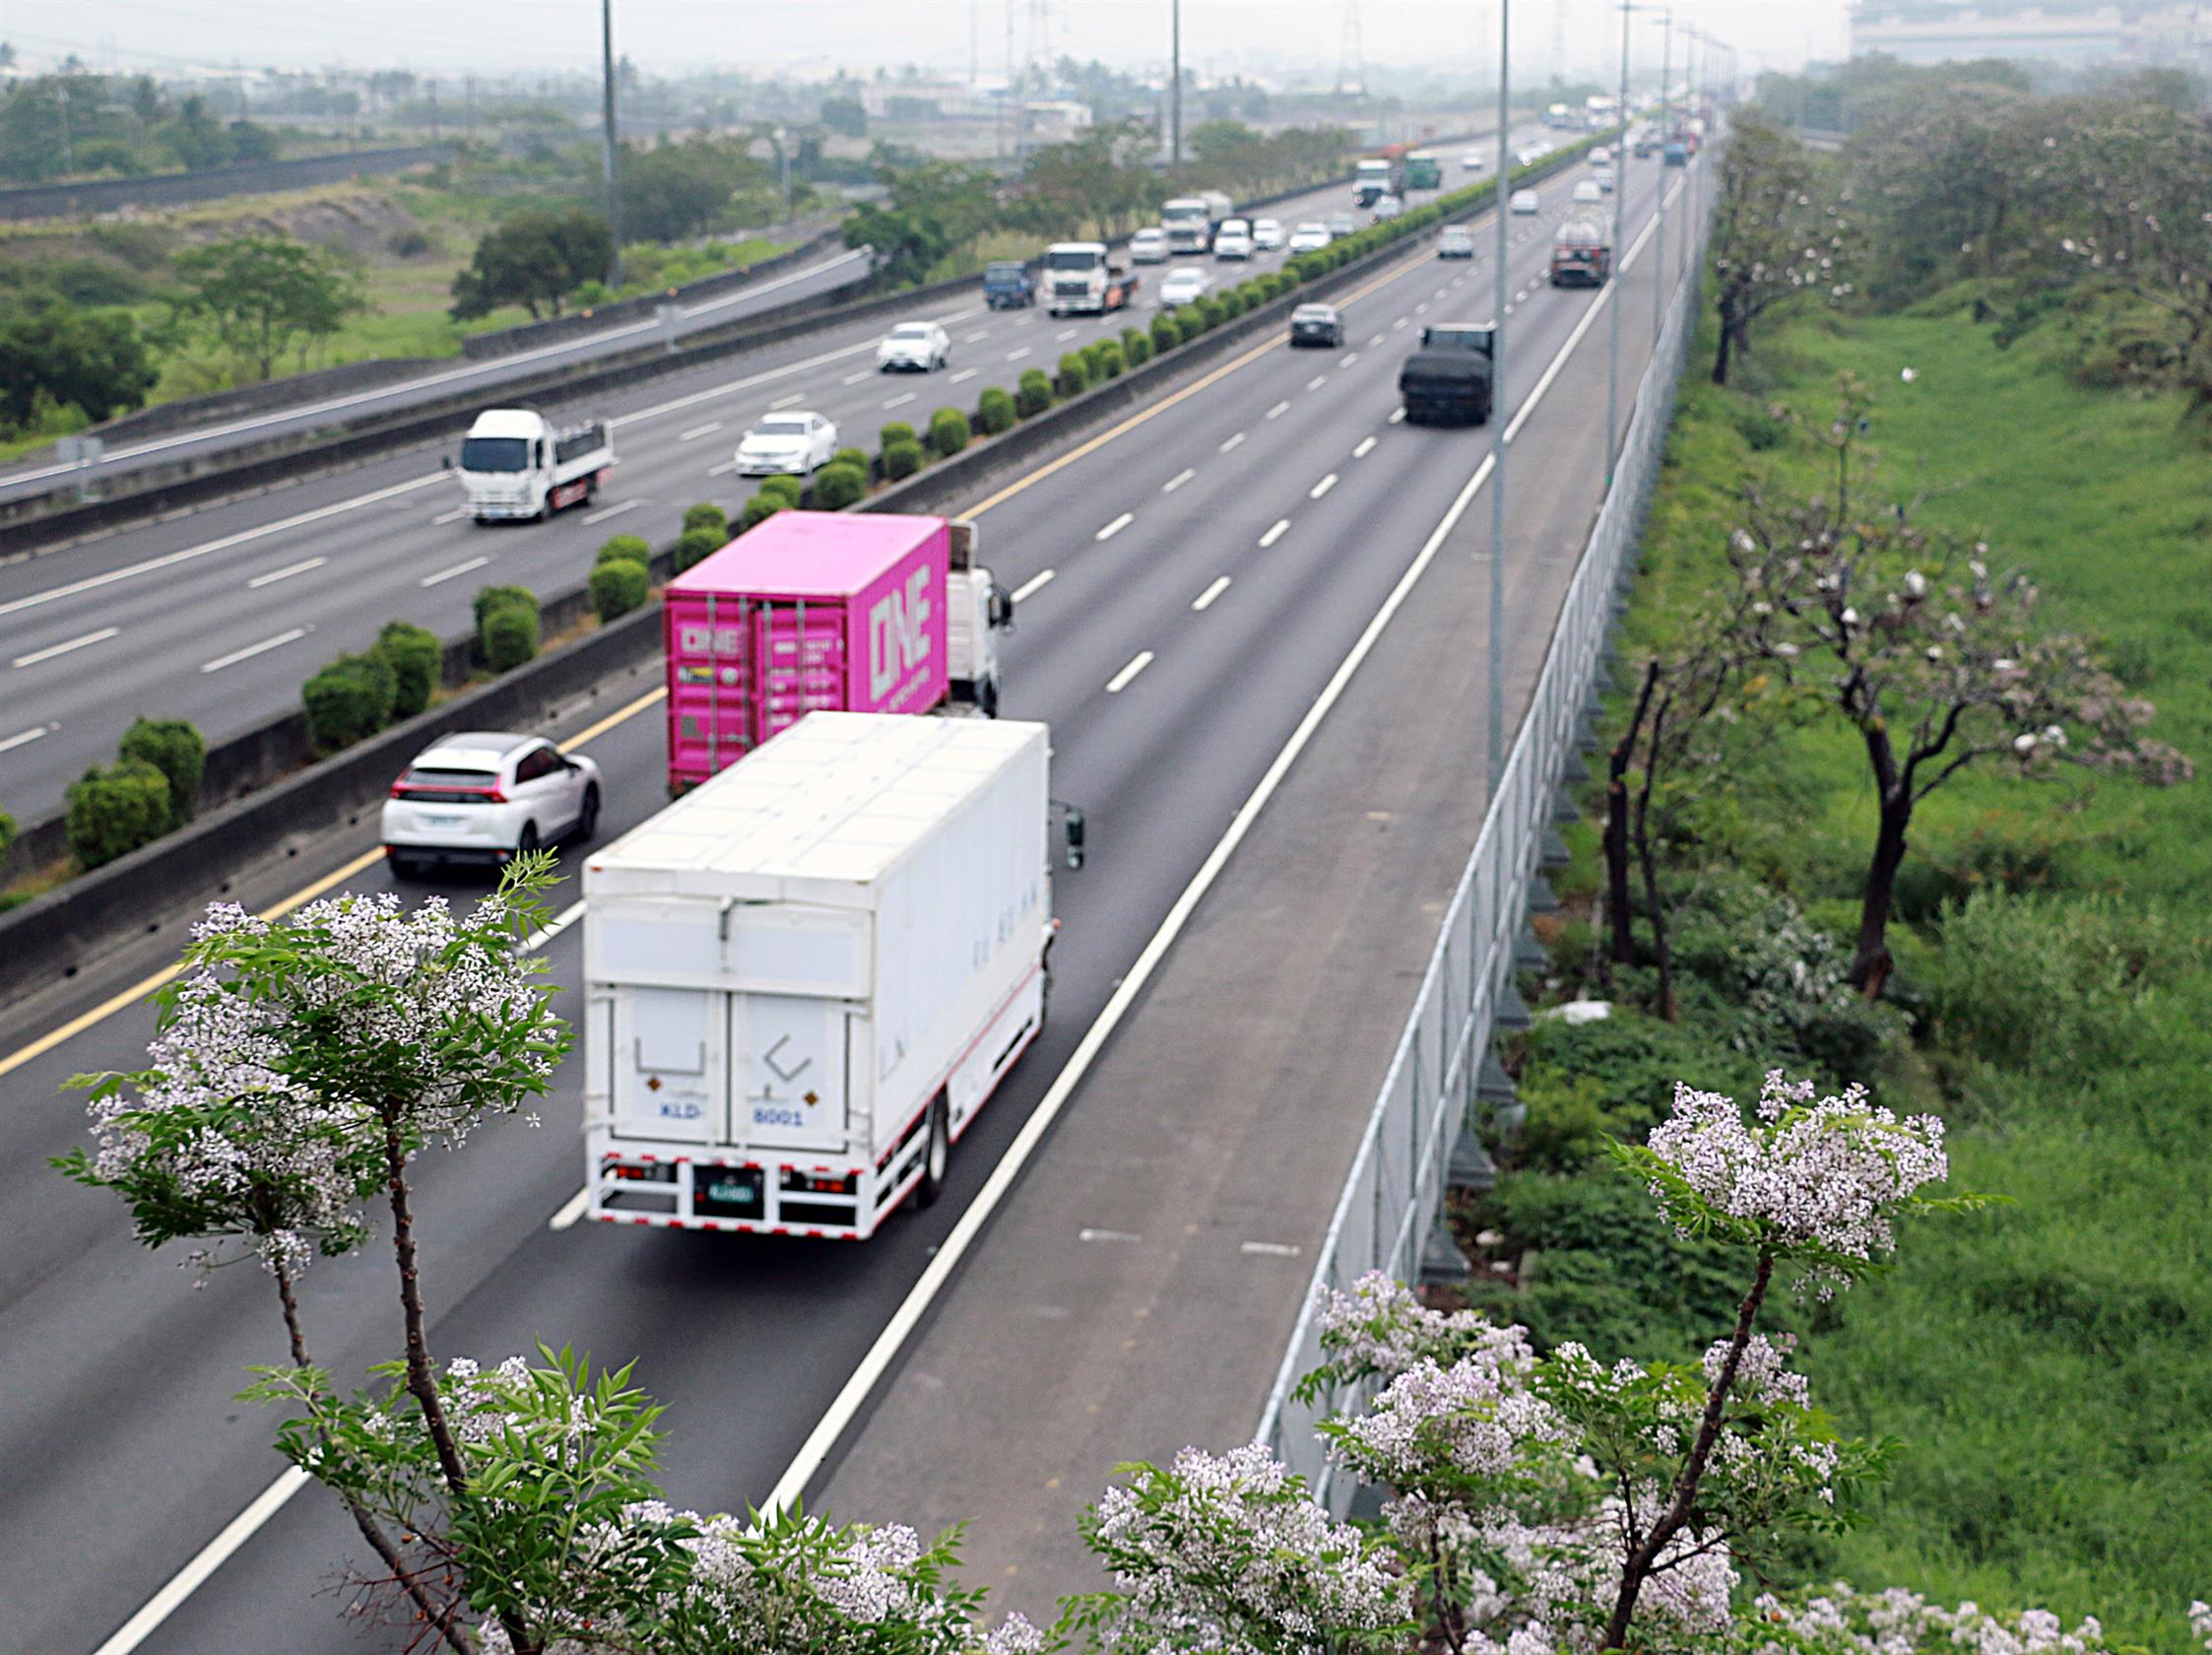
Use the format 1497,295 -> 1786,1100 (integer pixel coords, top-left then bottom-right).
977,386 -> 1015,433
926,408 -> 970,455
473,585 -> 539,674
1014,368 -> 1053,418
738,493 -> 785,531
595,534 -> 651,568
302,649 -> 398,753
590,558 -> 650,624
117,716 -> 206,829
680,501 -> 728,540
759,474 -> 803,506
672,526 -> 721,572
375,620 -> 442,719
65,760 -> 172,871
811,462 -> 868,510
882,438 -> 925,480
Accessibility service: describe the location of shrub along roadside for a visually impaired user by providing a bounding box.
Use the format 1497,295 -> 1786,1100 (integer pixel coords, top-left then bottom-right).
301,649 -> 397,754
117,717 -> 206,829
64,761 -> 172,872
375,621 -> 441,719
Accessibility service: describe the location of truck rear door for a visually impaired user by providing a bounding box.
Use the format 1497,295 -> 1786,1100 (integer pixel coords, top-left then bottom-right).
611,985 -> 726,1143
732,993 -> 852,1154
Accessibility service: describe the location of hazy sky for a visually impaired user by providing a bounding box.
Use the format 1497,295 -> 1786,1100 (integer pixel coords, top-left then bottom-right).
12,0 -> 1849,83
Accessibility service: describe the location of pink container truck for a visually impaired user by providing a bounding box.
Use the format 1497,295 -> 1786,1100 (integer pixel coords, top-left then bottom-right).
663,512 -> 1011,793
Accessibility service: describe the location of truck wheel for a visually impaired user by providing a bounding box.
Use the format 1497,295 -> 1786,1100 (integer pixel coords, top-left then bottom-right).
914,1094 -> 950,1209
978,676 -> 999,719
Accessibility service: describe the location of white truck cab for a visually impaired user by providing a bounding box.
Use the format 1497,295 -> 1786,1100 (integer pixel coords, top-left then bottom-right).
452,408 -> 613,522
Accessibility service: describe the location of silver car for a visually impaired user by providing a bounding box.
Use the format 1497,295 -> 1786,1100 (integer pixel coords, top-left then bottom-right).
382,732 -> 603,876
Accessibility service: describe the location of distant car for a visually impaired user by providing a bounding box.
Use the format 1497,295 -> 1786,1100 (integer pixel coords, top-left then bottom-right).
1158,266 -> 1212,307
1289,222 -> 1334,253
1370,193 -> 1404,223
1594,166 -> 1616,193
1461,150 -> 1487,171
1437,226 -> 1475,259
1289,302 -> 1344,348
1327,212 -> 1359,238
1572,179 -> 1603,205
1515,145 -> 1551,167
1252,217 -> 1286,250
382,732 -> 602,876
1590,145 -> 1613,166
1510,189 -> 1541,215
981,260 -> 1034,308
877,320 -> 949,372
1213,219 -> 1254,260
1130,227 -> 1170,264
736,411 -> 838,476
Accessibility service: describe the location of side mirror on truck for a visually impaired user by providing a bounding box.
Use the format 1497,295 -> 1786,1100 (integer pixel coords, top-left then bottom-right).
988,581 -> 1014,631
1056,803 -> 1087,871
441,454 -> 453,470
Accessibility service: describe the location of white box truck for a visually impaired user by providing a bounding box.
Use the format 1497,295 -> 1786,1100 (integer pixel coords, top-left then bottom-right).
583,713 -> 1057,1239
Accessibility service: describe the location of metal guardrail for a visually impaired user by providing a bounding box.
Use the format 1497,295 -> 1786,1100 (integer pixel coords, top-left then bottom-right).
1253,198 -> 1712,1507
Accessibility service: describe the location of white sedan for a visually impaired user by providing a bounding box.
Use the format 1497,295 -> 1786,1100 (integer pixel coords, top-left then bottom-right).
878,320 -> 949,371
1158,267 -> 1213,307
1461,151 -> 1487,171
1251,217 -> 1286,250
1510,189 -> 1542,215
1288,222 -> 1333,254
382,732 -> 602,876
736,412 -> 838,476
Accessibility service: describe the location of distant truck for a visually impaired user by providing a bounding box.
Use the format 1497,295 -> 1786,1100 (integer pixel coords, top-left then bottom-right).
451,408 -> 612,522
1041,241 -> 1139,316
662,510 -> 1011,793
1402,150 -> 1443,191
1398,322 -> 1495,427
583,713 -> 1063,1239
1161,190 -> 1235,254
1549,219 -> 1613,287
1353,158 -> 1399,208
982,260 -> 1035,308
1663,138 -> 1689,166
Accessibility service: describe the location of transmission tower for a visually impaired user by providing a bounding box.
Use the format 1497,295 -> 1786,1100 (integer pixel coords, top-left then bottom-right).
1334,0 -> 1365,97
1023,0 -> 1053,94
1550,3 -> 1568,86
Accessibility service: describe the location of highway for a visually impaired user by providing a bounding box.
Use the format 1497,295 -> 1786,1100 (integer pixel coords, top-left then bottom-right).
0,159 -> 1532,826
0,144 -> 1698,1653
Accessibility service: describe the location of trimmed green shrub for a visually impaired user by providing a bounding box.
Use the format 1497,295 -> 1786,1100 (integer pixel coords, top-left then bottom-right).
673,526 -> 722,572
1094,342 -> 1125,378
833,446 -> 871,474
758,474 -> 804,505
1151,312 -> 1181,354
373,620 -> 442,720
1015,368 -> 1054,417
473,584 -> 535,634
882,438 -> 926,480
1176,308 -> 1206,343
878,421 -> 917,452
811,462 -> 868,510
680,501 -> 728,540
0,807 -> 14,868
1198,298 -> 1225,329
926,408 -> 971,455
590,558 -> 650,624
1055,353 -> 1088,398
738,493 -> 786,531
976,385 -> 1016,433
595,534 -> 651,568
117,716 -> 206,828
302,650 -> 398,752
66,760 -> 171,871
483,602 -> 540,674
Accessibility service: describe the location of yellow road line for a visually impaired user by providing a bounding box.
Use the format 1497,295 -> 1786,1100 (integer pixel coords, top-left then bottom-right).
2,206 -> 1501,1082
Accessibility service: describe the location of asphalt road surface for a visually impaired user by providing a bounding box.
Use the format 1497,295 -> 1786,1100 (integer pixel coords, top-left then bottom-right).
0,141 -> 1562,825
0,145 -> 1701,1654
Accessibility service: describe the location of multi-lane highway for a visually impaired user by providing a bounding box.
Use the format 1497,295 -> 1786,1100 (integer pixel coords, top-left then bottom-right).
0,159 -> 1534,824
0,140 -> 1698,1653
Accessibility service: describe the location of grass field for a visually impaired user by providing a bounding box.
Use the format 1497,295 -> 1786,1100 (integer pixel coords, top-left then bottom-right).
1476,285 -> 2212,1648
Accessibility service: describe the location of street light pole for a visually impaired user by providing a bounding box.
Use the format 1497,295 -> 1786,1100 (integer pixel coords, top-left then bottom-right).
1488,0 -> 1511,798
1653,6 -> 1670,348
1605,0 -> 1632,489
600,0 -> 620,285
1170,0 -> 1182,166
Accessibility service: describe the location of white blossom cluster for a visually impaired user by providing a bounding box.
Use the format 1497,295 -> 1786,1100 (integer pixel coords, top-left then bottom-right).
1334,1355 -> 1566,1486
1313,1270 -> 1537,1384
1088,1443 -> 1409,1652
1644,1070 -> 1949,1297
1743,1582 -> 2131,1655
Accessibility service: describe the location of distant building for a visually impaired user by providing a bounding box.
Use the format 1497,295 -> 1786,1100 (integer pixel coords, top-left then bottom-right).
1019,99 -> 1095,144
1851,1 -> 2212,71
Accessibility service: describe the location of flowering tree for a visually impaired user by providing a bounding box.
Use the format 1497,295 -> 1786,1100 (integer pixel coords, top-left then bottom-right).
1709,112 -> 1855,386
1721,381 -> 2189,996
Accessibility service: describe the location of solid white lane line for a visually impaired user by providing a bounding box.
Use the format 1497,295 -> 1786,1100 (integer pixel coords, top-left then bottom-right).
1162,467 -> 1197,493
883,392 -> 916,409
1104,650 -> 1154,693
1388,407 -> 1407,425
87,1467 -> 314,1655
582,498 -> 642,525
1266,401 -> 1290,420
1310,474 -> 1337,499
1503,203 -> 1661,444
948,367 -> 979,383
1095,512 -> 1134,542
1339,352 -> 1359,367
842,371 -> 871,385
1007,347 -> 1031,361
199,626 -> 308,675
679,421 -> 725,440
432,506 -> 471,525
246,557 -> 327,589
1010,568 -> 1056,603
13,628 -> 118,669
1218,432 -> 1245,452
1055,327 -> 1078,341
1192,575 -> 1231,611
419,555 -> 491,587
1353,435 -> 1378,458
0,474 -> 446,623
1259,519 -> 1290,548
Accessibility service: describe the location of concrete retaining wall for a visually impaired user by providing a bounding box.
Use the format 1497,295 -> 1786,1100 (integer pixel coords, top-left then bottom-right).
92,357 -> 446,445
0,146 -> 453,222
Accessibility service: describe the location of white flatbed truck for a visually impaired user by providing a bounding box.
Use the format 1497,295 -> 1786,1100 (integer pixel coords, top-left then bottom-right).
582,712 -> 1057,1239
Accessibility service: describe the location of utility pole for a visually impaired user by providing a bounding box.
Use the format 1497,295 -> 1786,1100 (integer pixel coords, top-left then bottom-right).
465,73 -> 476,140
1653,7 -> 1669,348
600,0 -> 620,284
1488,0 -> 1511,798
1605,0 -> 1632,489
1170,0 -> 1182,166
427,78 -> 439,142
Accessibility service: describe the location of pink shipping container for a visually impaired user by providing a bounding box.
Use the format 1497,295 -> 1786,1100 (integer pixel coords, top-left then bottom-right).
663,512 -> 958,793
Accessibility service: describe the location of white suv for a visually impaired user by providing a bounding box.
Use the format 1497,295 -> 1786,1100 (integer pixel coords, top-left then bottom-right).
382,732 -> 603,877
